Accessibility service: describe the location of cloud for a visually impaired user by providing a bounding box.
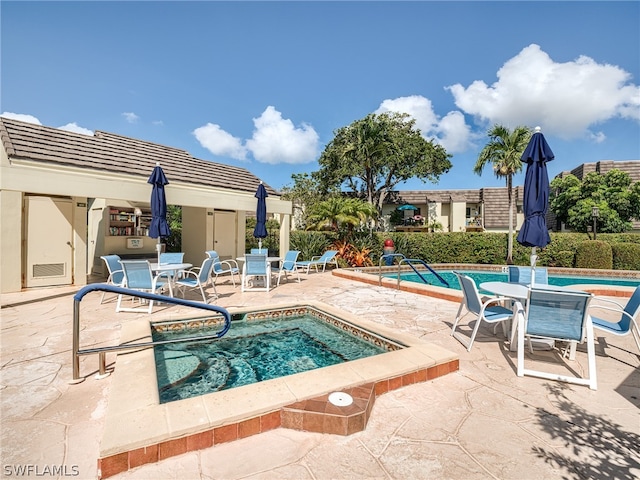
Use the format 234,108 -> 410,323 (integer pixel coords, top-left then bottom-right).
376,95 -> 474,154
0,112 -> 42,124
245,106 -> 319,165
446,44 -> 640,140
122,112 -> 139,123
193,123 -> 248,161
58,122 -> 93,136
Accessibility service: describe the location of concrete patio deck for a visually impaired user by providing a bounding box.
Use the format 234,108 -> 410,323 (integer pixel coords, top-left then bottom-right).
1,270 -> 639,479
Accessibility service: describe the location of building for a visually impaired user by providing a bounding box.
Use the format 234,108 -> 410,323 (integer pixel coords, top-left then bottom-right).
384,160 -> 640,233
0,117 -> 292,294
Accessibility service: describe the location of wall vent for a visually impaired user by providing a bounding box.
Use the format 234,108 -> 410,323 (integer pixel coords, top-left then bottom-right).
33,263 -> 66,278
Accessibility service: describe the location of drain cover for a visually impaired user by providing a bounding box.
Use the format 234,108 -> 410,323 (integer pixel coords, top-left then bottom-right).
328,391 -> 353,406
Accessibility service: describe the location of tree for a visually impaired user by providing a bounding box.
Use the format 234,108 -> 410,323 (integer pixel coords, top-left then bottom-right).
550,169 -> 640,234
474,124 -> 532,264
315,112 -> 451,219
280,173 -> 333,229
305,196 -> 377,235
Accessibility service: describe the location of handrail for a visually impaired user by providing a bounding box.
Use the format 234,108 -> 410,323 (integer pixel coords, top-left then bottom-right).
71,284 -> 231,383
378,253 -> 407,285
399,258 -> 450,288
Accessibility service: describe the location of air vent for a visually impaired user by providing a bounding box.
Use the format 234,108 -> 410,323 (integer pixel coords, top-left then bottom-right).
33,263 -> 65,278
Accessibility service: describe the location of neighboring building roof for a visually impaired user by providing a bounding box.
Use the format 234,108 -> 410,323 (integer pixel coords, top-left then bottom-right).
0,117 -> 280,196
557,160 -> 640,183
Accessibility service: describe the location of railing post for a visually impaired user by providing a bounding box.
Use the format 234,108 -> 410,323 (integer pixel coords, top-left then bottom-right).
70,298 -> 83,384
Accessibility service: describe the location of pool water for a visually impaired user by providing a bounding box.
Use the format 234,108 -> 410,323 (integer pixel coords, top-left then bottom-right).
386,270 -> 640,292
153,311 -> 394,404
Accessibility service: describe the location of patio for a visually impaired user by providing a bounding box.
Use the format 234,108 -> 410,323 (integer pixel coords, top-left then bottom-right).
1,271 -> 638,479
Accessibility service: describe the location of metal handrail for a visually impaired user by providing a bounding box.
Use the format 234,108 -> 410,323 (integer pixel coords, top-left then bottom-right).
398,258 -> 450,288
378,253 -> 407,285
71,284 -> 231,383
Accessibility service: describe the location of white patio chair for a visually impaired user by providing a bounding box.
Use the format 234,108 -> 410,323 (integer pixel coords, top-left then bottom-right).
206,250 -> 240,286
174,257 -> 217,303
116,260 -> 172,313
241,254 -> 271,292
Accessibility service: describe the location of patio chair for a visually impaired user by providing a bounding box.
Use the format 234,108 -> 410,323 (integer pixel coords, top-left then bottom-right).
174,257 -> 217,303
508,266 -> 548,285
159,252 -> 184,265
295,250 -> 339,274
99,255 -> 126,304
451,272 -> 515,351
205,250 -> 240,286
272,250 -> 301,286
590,285 -> 640,353
515,287 -> 597,390
251,248 -> 268,254
241,254 -> 271,292
116,260 -> 172,313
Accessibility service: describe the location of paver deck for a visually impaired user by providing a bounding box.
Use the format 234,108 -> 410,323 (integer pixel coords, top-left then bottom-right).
1,270 -> 638,479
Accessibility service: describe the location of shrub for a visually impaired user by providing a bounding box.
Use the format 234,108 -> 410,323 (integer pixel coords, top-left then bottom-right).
290,231 -> 331,261
612,243 -> 640,270
575,241 -> 613,269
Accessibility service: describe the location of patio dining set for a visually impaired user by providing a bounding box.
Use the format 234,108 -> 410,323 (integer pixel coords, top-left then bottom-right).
99,249 -> 340,312
450,266 -> 640,391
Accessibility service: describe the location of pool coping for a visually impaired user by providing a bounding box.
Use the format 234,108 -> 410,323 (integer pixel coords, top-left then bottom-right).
98,300 -> 459,477
334,264 -> 639,301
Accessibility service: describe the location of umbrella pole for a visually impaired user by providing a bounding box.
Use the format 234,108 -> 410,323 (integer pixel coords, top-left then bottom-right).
157,239 -> 162,264
530,247 -> 538,286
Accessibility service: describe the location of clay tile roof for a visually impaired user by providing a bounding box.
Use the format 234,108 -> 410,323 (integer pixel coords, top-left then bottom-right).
0,117 -> 280,196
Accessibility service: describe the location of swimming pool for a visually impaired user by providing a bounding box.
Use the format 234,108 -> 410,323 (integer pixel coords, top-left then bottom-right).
384,270 -> 640,292
152,306 -> 403,403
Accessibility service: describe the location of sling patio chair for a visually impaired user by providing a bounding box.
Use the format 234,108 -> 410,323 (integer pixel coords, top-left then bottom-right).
295,250 -> 339,274
272,250 -> 301,286
508,266 -> 549,285
174,257 -> 217,303
205,250 -> 240,286
450,272 -> 515,351
99,255 -> 126,304
514,286 -> 597,390
241,253 -> 272,292
590,285 -> 640,353
116,260 -> 173,314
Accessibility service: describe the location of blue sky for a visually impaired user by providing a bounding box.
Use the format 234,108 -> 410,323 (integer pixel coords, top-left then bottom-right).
2,1 -> 639,193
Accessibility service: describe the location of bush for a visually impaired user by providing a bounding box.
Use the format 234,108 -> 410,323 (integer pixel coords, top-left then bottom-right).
575,241 -> 613,269
290,231 -> 331,261
612,243 -> 640,270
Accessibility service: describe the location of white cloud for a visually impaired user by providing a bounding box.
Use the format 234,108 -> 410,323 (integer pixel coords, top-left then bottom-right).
376,95 -> 474,154
58,122 -> 93,136
0,112 -> 41,124
122,112 -> 139,123
245,106 -> 319,165
447,44 -> 640,140
193,123 -> 248,161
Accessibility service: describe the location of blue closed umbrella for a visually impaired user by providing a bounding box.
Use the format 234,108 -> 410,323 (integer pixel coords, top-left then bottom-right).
516,127 -> 554,279
253,182 -> 268,251
148,162 -> 171,262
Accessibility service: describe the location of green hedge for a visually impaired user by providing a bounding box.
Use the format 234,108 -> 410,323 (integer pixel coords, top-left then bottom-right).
280,231 -> 640,270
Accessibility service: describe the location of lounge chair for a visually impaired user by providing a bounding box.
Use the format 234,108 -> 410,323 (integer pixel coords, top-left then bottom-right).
272,250 -> 301,285
99,255 -> 126,304
450,272 -> 514,351
590,285 -> 640,352
515,286 -> 597,390
295,250 -> 339,274
206,250 -> 240,286
116,260 -> 172,313
174,257 -> 217,303
241,254 -> 272,292
508,266 -> 548,285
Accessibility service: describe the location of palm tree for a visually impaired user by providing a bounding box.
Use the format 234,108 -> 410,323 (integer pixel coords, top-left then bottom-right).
306,196 -> 377,234
474,124 -> 531,264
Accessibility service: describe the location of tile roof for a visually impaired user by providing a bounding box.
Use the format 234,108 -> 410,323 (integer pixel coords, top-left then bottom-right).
0,117 -> 280,196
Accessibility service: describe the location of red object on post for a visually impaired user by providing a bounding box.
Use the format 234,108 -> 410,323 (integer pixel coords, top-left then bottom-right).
383,239 -> 395,265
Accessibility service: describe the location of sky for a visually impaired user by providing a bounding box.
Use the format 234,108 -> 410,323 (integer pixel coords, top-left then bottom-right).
1,1 -> 639,193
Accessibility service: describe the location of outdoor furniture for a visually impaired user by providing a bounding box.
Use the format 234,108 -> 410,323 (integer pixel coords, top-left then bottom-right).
515,287 -> 597,390
451,272 -> 514,351
159,252 -> 184,264
508,266 -> 548,285
241,254 -> 272,292
295,250 -> 339,274
272,250 -> 301,286
206,250 -> 240,286
250,248 -> 268,254
99,255 -> 126,304
174,257 -> 217,303
590,285 -> 640,352
116,260 -> 172,313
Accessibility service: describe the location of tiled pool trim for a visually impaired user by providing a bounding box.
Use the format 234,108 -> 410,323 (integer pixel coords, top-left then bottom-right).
334,264 -> 639,301
98,300 -> 459,479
